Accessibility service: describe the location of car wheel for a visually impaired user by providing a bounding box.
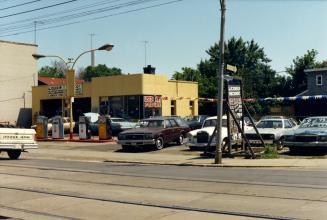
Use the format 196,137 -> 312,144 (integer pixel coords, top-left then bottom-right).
7,150 -> 21,160
176,134 -> 184,145
155,137 -> 164,150
276,138 -> 284,151
121,145 -> 130,152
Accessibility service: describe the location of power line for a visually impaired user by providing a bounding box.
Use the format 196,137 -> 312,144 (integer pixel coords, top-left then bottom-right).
0,0 -> 182,37
0,0 -> 42,11
0,0 -> 119,27
0,0 -> 79,19
0,0 -> 142,33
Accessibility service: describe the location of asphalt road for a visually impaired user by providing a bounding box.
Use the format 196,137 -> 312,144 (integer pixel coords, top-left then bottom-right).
0,158 -> 326,220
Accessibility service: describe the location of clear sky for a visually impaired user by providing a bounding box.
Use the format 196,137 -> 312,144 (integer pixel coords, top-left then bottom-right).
1,0 -> 327,77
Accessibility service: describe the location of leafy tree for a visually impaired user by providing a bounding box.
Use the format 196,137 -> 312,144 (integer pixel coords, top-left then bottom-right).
38,60 -> 66,78
172,37 -> 278,114
82,64 -> 122,81
173,37 -> 277,98
285,49 -> 319,96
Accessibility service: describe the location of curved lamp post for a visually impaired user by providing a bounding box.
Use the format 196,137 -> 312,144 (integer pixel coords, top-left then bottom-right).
32,43 -> 114,140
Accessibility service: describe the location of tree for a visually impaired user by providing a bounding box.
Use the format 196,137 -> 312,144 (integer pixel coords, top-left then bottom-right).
38,60 -> 66,78
82,64 -> 122,81
173,37 -> 277,98
172,37 -> 279,115
286,49 -> 319,96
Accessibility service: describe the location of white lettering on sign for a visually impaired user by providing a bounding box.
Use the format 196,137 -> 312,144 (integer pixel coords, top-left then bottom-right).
228,84 -> 243,135
228,86 -> 240,91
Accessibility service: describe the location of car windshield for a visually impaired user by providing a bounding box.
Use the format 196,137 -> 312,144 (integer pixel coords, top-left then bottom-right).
256,120 -> 283,129
111,118 -> 126,122
300,118 -> 327,128
139,120 -> 164,128
185,116 -> 198,122
203,119 -> 227,128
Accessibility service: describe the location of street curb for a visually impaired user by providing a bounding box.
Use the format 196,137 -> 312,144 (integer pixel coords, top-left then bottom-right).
37,139 -> 116,143
102,159 -> 299,168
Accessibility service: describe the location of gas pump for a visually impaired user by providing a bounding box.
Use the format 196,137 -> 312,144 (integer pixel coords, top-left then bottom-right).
98,115 -> 112,140
52,116 -> 64,139
79,116 -> 91,139
36,116 -> 48,139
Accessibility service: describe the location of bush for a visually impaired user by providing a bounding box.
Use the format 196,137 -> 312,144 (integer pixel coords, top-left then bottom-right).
261,146 -> 278,159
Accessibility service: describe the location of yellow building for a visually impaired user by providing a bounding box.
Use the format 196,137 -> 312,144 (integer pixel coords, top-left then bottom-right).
32,73 -> 198,122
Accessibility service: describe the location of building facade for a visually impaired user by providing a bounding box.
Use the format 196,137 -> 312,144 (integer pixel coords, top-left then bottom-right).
32,74 -> 198,122
0,40 -> 37,127
292,68 -> 327,118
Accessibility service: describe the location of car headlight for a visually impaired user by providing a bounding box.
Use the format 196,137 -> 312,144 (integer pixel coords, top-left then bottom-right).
318,136 -> 327,141
144,133 -> 154,139
284,135 -> 294,141
186,133 -> 194,143
268,134 -> 275,139
118,134 -> 125,140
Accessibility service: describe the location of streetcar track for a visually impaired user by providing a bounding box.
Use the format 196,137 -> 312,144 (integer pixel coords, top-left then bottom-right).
0,186 -> 300,220
0,171 -> 326,204
0,204 -> 82,220
0,163 -> 326,190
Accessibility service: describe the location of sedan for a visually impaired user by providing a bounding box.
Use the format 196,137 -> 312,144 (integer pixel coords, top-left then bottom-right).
284,116 -> 327,153
118,117 -> 191,151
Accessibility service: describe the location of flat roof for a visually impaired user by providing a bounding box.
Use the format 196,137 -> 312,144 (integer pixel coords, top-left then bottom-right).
0,40 -> 37,47
304,67 -> 327,73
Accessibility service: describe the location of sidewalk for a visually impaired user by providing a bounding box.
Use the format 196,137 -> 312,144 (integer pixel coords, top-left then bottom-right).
23,142 -> 327,169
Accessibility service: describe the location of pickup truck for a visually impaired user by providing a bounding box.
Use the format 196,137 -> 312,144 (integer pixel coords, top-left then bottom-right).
0,127 -> 37,159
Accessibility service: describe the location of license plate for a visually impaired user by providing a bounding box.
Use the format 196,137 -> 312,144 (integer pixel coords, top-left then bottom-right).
131,143 -> 137,146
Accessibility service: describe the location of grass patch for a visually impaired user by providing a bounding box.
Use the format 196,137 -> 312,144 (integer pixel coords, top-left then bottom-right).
260,146 -> 279,159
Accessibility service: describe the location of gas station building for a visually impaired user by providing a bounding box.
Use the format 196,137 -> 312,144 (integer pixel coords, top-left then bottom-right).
32,73 -> 198,123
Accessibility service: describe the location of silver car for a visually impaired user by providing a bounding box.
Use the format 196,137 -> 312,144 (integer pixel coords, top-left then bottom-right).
284,116 -> 327,153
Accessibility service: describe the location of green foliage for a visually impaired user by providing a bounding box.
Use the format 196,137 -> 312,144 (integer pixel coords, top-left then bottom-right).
38,61 -> 65,78
172,37 -> 278,115
81,64 -> 122,81
261,146 -> 279,159
285,49 -> 319,96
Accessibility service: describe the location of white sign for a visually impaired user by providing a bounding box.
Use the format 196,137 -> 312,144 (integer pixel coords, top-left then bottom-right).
48,84 -> 83,97
48,85 -> 65,97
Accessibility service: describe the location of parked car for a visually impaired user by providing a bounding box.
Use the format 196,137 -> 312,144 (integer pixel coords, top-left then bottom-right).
245,117 -> 298,150
31,117 -> 75,133
118,117 -> 191,151
284,116 -> 327,153
186,116 -> 252,151
83,113 -> 125,136
186,116 -> 227,151
184,115 -> 208,130
110,117 -> 137,130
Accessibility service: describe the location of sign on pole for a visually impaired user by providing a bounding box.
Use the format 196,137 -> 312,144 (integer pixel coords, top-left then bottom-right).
66,69 -> 75,97
226,64 -> 237,73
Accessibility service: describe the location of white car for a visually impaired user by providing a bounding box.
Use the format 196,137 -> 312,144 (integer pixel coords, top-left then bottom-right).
186,116 -> 249,151
245,118 -> 298,150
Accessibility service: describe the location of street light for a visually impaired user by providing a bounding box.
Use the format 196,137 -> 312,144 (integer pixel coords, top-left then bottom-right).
32,43 -> 114,140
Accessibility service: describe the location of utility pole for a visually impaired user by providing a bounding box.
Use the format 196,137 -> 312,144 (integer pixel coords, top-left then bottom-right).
90,33 -> 96,66
34,21 -> 36,44
142,40 -> 148,67
34,21 -> 43,45
215,0 -> 226,164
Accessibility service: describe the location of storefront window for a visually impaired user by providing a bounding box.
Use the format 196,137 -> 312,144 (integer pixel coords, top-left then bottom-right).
107,95 -> 161,120
143,95 -> 162,119
108,96 -> 124,118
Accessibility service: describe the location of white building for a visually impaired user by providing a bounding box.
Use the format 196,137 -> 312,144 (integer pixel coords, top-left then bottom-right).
0,40 -> 37,127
